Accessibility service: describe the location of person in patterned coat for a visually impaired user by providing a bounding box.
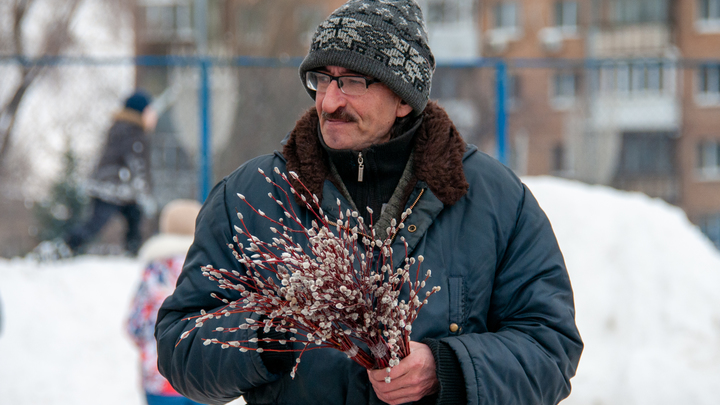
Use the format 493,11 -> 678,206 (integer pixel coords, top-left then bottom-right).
127,199 -> 203,405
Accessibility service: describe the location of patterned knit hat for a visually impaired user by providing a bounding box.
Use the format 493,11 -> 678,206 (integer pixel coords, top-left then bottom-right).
299,0 -> 435,115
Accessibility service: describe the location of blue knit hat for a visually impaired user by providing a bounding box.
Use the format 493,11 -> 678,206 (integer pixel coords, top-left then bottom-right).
299,0 -> 435,115
124,90 -> 152,113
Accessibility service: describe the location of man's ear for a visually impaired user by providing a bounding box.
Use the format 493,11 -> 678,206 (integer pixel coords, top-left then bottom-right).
396,100 -> 413,118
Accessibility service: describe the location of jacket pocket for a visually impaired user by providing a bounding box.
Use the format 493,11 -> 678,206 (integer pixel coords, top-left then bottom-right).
448,276 -> 465,334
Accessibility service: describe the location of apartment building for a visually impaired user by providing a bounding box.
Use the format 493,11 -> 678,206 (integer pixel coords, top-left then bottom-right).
676,0 -> 720,247
480,0 -> 589,178
131,0 -> 720,248
478,0 -> 720,248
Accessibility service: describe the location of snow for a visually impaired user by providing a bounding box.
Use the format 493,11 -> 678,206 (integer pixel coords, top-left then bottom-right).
0,257 -> 143,404
523,177 -> 720,405
1,176 -> 720,404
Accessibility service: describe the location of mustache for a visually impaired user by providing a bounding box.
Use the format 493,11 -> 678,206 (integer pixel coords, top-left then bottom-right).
321,109 -> 357,123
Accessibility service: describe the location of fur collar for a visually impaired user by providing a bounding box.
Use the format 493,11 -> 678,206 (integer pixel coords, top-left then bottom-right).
114,109 -> 145,128
282,101 -> 469,206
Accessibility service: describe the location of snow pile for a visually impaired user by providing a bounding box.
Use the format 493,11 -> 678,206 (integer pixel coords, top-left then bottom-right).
524,176 -> 720,405
1,176 -> 720,404
0,257 -> 144,404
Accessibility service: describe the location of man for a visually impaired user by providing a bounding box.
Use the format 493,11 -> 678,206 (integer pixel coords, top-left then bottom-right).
156,1 -> 583,404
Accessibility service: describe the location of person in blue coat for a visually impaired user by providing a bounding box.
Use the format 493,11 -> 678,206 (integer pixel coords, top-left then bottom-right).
33,89 -> 158,260
155,1 -> 583,404
66,89 -> 157,256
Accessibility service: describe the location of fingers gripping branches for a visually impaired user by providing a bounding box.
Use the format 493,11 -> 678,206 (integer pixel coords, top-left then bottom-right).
178,167 -> 440,380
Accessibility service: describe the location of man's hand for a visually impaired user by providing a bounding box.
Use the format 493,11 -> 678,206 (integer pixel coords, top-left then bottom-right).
367,341 -> 439,404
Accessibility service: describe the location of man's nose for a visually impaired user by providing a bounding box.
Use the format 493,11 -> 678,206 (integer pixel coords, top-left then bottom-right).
321,79 -> 347,112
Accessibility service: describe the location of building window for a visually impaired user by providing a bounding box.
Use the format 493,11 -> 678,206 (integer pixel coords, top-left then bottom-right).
554,1 -> 578,29
236,2 -> 271,47
697,64 -> 720,104
697,140 -> 720,179
551,143 -> 567,174
699,213 -> 720,249
614,131 -> 679,202
699,0 -> 720,21
616,132 -> 676,176
598,62 -> 615,93
427,0 -> 461,24
697,0 -> 720,31
631,61 -> 664,92
642,62 -> 663,91
488,1 -> 521,51
296,6 -> 326,46
425,0 -> 477,25
143,0 -> 194,41
611,0 -> 669,24
551,71 -> 580,108
494,2 -> 520,29
597,61 -> 668,95
616,63 -> 631,93
506,73 -> 522,109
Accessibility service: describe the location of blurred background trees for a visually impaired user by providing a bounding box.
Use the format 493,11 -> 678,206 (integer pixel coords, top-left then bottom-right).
0,0 -> 129,175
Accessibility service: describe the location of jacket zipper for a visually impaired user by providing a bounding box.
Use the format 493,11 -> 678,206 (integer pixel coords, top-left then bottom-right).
357,152 -> 364,182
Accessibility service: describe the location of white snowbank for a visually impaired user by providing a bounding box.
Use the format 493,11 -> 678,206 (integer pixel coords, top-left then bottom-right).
1,176 -> 719,404
524,176 -> 720,405
0,256 -> 144,404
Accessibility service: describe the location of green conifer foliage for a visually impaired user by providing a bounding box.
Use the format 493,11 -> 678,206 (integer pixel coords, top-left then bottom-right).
33,147 -> 89,241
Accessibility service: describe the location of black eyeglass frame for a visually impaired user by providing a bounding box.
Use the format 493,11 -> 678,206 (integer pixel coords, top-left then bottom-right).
305,71 -> 381,95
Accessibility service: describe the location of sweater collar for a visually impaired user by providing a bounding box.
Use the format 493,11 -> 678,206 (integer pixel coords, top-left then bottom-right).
319,116 -> 421,186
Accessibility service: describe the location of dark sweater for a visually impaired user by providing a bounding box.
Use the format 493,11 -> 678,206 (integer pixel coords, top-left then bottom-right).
320,117 -> 421,226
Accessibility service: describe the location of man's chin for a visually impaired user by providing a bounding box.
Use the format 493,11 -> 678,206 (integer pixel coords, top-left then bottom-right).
321,124 -> 357,149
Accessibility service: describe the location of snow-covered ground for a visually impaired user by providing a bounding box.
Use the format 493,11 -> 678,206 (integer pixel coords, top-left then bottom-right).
1,176 -> 720,405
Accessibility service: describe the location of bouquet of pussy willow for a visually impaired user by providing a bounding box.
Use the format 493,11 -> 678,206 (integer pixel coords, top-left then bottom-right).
179,168 -> 440,381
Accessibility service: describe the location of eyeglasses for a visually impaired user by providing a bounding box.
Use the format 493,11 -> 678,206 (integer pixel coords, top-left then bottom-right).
305,71 -> 380,96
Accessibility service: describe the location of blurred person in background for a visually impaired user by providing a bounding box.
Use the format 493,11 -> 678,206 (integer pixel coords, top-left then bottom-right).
34,89 -> 158,260
126,199 -> 203,405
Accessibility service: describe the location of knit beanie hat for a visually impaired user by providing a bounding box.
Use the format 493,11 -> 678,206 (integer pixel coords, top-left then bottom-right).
124,89 -> 152,113
299,0 -> 435,115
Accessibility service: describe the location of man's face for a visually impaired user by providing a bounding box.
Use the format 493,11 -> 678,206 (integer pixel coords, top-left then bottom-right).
315,66 -> 413,151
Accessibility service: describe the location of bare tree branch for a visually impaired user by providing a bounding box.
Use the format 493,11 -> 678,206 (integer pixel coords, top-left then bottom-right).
12,0 -> 33,55
0,0 -> 87,171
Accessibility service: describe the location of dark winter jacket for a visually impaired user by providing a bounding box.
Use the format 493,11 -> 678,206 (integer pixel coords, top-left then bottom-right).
156,102 -> 583,405
85,109 -> 151,205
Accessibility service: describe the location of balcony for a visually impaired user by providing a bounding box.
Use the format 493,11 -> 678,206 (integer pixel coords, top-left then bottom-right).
593,24 -> 672,57
590,93 -> 680,132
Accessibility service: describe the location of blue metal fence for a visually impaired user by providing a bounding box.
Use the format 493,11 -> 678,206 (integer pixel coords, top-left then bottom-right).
5,54 -> 720,202
0,54 -> 516,202
3,55 -> 720,246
